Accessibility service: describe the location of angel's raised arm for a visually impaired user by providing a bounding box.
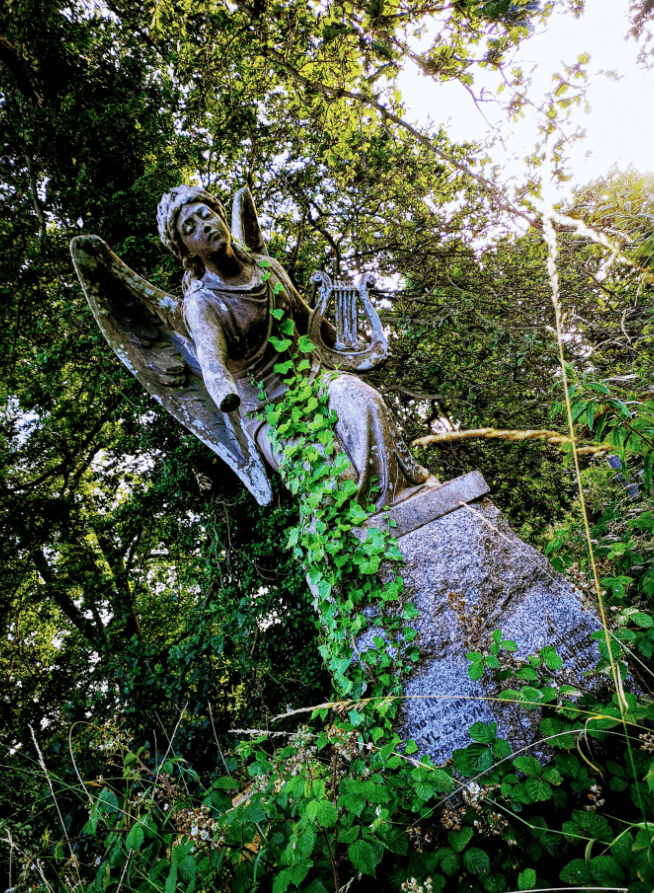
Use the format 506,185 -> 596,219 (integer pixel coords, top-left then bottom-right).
183,290 -> 241,413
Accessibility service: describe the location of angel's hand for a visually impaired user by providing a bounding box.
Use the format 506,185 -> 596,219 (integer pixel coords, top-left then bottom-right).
202,367 -> 241,414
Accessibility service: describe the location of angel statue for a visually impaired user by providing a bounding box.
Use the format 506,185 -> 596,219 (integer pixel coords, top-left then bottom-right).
71,184 -> 434,510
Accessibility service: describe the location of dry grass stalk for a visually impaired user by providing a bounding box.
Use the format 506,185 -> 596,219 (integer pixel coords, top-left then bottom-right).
412,427 -> 609,455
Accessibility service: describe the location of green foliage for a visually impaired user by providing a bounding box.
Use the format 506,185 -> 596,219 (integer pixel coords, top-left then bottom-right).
258,300 -> 420,709
11,318 -> 654,893
4,1 -> 654,891
14,676 -> 654,893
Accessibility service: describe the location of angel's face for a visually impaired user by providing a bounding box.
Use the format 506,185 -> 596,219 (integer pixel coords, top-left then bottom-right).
177,202 -> 231,262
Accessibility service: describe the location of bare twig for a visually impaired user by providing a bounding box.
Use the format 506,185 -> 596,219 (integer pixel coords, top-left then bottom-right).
69,722 -> 91,800
154,703 -> 188,790
208,701 -> 232,776
30,725 -> 81,885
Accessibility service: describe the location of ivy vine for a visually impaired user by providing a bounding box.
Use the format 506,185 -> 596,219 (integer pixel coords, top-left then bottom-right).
255,257 -> 420,711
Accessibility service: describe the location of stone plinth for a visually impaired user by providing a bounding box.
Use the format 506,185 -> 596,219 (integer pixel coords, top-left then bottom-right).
358,479 -> 601,764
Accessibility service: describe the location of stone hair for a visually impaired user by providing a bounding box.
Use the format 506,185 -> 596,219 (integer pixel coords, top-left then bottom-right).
158,184 -> 254,293
157,184 -> 228,260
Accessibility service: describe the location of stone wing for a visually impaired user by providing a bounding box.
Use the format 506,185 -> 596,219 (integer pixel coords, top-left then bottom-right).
70,235 -> 272,506
231,186 -> 267,255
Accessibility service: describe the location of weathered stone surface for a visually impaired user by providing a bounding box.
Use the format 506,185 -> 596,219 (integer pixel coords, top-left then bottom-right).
361,470 -> 489,538
359,493 -> 602,764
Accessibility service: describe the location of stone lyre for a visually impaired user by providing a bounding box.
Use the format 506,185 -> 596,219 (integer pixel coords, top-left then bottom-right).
308,270 -> 388,372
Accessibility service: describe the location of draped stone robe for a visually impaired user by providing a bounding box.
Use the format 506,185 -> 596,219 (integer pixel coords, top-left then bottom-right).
182,256 -> 429,510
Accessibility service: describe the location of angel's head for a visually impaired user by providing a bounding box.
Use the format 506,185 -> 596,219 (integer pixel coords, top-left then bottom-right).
157,185 -> 251,287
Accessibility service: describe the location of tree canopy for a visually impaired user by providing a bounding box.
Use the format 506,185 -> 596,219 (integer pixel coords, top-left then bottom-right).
3,1 -> 654,891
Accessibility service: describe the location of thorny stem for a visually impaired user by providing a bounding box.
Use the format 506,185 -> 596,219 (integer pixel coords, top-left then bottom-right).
115,849 -> 132,893
323,828 -> 339,893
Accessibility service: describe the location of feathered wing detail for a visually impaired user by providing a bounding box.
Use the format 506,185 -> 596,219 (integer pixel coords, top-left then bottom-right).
70,235 -> 272,506
231,187 -> 267,255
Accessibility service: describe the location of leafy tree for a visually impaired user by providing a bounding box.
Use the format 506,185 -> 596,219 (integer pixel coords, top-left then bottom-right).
6,0 -> 654,888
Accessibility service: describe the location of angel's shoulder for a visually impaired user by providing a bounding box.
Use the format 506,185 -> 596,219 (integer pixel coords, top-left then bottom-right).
184,280 -> 217,311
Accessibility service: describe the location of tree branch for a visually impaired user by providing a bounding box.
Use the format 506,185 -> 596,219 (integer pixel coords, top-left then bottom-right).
262,45 -> 540,230
31,549 -> 102,644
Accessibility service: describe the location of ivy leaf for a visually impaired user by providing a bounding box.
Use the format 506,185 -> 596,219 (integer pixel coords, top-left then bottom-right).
348,504 -> 368,525
348,839 -> 377,876
297,335 -> 316,353
333,453 -> 351,474
269,336 -> 292,352
274,359 -> 294,374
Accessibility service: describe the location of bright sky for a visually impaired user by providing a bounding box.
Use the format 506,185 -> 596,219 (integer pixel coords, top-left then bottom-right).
398,0 -> 654,191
